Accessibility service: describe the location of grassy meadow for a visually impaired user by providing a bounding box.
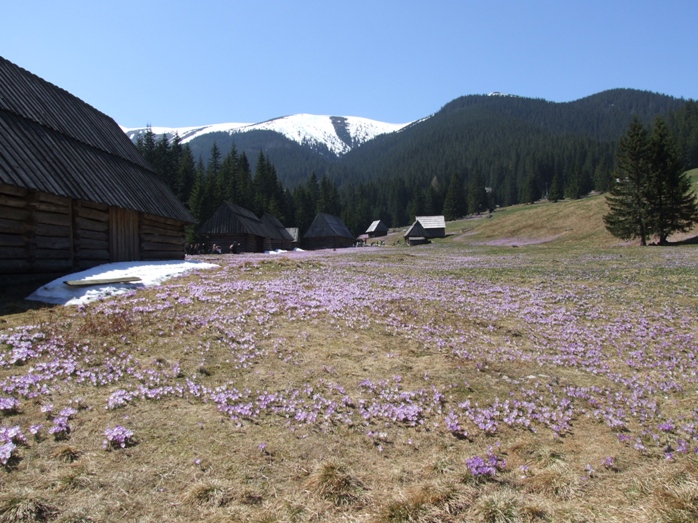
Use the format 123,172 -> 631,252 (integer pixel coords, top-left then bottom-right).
1,192 -> 698,522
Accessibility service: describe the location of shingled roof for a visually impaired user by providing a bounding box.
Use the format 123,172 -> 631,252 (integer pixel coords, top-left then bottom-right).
304,213 -> 354,239
0,56 -> 194,223
198,202 -> 271,237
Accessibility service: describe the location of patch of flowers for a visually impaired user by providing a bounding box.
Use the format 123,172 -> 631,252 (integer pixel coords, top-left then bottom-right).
103,425 -> 135,449
465,446 -> 507,479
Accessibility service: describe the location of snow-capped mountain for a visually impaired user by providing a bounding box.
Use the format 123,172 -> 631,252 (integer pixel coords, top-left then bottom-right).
122,114 -> 411,157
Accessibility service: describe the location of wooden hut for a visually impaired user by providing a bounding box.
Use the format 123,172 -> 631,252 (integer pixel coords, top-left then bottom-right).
303,213 -> 354,250
198,202 -> 272,253
365,219 -> 389,238
404,220 -> 430,246
261,213 -> 295,251
0,56 -> 194,275
415,215 -> 446,238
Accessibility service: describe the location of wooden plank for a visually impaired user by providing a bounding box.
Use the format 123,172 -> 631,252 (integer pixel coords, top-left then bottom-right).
78,248 -> 110,260
110,207 -> 139,262
75,216 -> 109,232
75,238 -> 109,250
75,205 -> 108,222
0,259 -> 31,271
0,233 -> 26,247
0,217 -> 26,234
0,193 -> 28,209
64,276 -> 142,287
140,233 -> 185,245
74,228 -> 108,241
33,200 -> 70,214
140,224 -> 183,237
76,200 -> 109,212
34,248 -> 72,259
140,241 -> 184,252
0,184 -> 28,198
35,210 -> 71,227
35,222 -> 70,237
37,192 -> 71,206
0,206 -> 29,221
35,236 -> 72,250
141,214 -> 184,228
0,247 -> 28,259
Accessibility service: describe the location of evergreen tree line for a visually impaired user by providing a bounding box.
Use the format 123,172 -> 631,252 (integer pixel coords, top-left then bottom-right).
136,99 -> 698,239
135,128 -> 343,240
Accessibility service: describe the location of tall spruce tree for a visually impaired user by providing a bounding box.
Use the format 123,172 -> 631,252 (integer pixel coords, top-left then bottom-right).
467,172 -> 488,214
604,117 -> 653,245
646,117 -> 698,244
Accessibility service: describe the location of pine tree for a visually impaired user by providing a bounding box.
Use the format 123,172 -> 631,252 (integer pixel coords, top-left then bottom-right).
547,172 -> 563,202
467,172 -> 488,214
646,117 -> 698,244
443,173 -> 465,220
603,117 -> 652,245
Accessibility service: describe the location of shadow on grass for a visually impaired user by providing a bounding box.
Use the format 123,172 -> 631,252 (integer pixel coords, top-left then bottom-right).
0,273 -> 63,317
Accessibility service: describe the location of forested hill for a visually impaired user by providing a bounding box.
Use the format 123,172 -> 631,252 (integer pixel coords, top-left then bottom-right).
334,89 -> 688,190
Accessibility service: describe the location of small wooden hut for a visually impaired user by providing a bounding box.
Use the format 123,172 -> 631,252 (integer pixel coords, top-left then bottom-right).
365,219 -> 389,238
415,215 -> 446,238
198,202 -> 272,253
0,56 -> 195,275
261,213 -> 295,251
404,220 -> 430,246
303,213 -> 354,250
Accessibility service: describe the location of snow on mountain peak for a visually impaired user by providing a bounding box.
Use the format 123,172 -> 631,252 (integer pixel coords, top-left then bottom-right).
122,114 -> 410,156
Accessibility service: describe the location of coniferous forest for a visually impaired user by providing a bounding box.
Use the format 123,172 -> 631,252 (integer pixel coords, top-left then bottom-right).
135,89 -> 698,240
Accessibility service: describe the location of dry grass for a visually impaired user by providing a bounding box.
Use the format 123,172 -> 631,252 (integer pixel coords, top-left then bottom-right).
1,203 -> 697,522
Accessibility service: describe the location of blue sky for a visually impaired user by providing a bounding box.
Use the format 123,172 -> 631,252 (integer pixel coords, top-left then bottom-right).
2,1 -> 696,128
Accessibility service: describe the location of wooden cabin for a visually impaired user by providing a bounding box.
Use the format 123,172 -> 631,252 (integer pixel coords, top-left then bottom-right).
261,213 -> 295,251
404,220 -> 430,246
365,219 -> 389,238
303,213 -> 354,250
198,202 -> 272,253
0,56 -> 195,275
415,215 -> 446,238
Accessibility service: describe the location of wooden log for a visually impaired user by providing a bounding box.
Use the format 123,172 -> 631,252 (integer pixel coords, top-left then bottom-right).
78,248 -> 110,260
35,211 -> 71,227
0,217 -> 26,234
140,233 -> 185,245
0,247 -> 28,259
140,241 -> 185,252
0,259 -> 31,271
37,192 -> 71,206
34,248 -> 72,260
0,193 -> 28,209
76,200 -> 109,212
0,233 -> 26,247
76,238 -> 109,250
74,216 -> 109,232
0,184 -> 28,197
74,228 -> 108,241
75,205 -> 108,222
33,201 -> 70,214
0,206 -> 29,221
34,223 -> 70,237
35,236 -> 72,250
140,224 -> 184,237
141,213 -> 185,228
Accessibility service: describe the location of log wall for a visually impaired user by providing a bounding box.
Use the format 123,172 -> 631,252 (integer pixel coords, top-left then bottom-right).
0,184 -> 187,275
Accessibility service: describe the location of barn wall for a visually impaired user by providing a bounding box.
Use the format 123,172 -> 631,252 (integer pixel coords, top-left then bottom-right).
139,213 -> 186,260
0,184 -> 188,274
73,200 -> 110,270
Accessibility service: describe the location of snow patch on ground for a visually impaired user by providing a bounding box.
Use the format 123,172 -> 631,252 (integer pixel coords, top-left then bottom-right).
26,260 -> 219,306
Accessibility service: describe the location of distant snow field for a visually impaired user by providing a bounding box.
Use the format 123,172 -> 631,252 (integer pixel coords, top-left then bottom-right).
121,114 -> 412,156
